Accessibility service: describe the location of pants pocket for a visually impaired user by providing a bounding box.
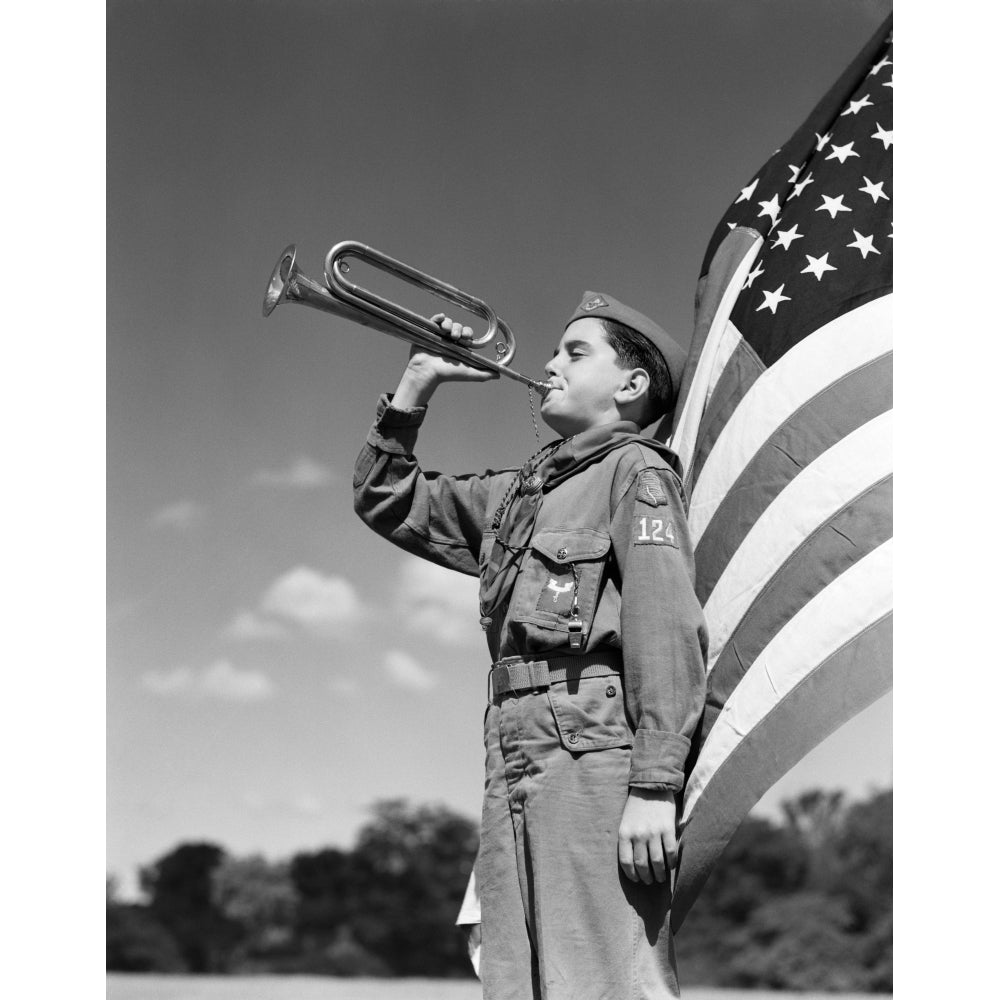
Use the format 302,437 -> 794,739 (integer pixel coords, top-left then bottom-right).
547,675 -> 634,752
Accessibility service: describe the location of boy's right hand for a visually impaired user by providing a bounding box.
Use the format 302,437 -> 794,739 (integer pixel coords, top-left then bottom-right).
392,314 -> 499,408
404,313 -> 501,384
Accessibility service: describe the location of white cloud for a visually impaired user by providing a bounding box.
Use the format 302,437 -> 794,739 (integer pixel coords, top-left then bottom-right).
221,609 -> 288,641
148,500 -> 206,531
223,557 -> 482,651
259,566 -> 364,637
140,659 -> 274,702
395,556 -> 482,646
200,660 -> 274,701
383,649 -> 438,691
251,454 -> 335,489
222,567 -> 365,643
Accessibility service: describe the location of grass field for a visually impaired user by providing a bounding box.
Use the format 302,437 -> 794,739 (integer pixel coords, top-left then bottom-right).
107,974 -> 887,1000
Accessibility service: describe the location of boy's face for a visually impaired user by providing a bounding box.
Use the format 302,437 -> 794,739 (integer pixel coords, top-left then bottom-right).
540,318 -> 630,436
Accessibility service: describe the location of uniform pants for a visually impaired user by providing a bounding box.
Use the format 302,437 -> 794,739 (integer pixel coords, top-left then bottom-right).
478,676 -> 680,1000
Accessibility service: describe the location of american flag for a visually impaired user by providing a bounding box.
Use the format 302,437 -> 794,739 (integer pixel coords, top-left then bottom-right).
658,16 -> 893,930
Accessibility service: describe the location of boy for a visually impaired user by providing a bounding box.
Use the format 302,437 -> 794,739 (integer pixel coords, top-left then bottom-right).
353,292 -> 708,999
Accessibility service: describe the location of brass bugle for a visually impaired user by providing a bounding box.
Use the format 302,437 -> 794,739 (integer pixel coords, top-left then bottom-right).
263,242 -> 551,393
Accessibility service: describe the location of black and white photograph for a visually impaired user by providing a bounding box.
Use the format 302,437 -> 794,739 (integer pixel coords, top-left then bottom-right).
102,2 -> 895,998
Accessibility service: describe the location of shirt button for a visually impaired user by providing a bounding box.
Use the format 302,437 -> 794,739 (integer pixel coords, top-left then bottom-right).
567,732 -> 579,744
557,547 -> 568,559
606,685 -> 616,698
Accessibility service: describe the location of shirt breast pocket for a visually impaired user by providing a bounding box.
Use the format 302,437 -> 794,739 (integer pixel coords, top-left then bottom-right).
511,527 -> 611,638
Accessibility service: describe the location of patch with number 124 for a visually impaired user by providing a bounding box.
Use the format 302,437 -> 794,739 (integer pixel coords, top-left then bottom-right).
633,514 -> 678,547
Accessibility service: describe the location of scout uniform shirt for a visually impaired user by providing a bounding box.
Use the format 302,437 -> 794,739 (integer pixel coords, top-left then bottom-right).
353,394 -> 708,792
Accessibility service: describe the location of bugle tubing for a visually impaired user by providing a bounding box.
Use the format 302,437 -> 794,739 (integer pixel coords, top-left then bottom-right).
263,243 -> 550,392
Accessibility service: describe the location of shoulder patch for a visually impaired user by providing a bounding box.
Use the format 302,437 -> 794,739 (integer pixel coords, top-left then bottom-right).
636,468 -> 670,507
633,513 -> 679,548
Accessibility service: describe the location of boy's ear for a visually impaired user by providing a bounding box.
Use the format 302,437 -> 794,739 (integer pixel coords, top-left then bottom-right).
614,368 -> 650,407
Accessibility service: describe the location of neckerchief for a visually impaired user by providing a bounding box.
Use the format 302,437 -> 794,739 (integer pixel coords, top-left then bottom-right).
478,422 -> 682,628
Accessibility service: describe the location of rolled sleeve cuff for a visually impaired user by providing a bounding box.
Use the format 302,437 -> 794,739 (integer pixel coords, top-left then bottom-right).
367,393 -> 428,455
628,729 -> 691,791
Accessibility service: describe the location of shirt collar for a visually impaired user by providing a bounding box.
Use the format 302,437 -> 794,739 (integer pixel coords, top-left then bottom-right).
539,420 -> 644,487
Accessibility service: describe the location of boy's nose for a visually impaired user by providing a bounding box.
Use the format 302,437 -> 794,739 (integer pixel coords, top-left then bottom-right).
544,359 -> 559,378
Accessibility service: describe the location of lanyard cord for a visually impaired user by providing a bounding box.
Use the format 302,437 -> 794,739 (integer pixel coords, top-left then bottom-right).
491,380 -> 548,531
528,384 -> 542,448
489,438 -> 564,532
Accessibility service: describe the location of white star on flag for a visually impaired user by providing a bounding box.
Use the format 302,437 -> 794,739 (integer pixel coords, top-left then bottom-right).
847,230 -> 881,259
756,284 -> 791,315
840,94 -> 873,116
735,178 -> 759,204
859,177 -> 889,204
743,262 -> 765,289
800,252 -> 838,282
817,194 -> 852,219
788,164 -> 803,182
826,141 -> 860,164
757,194 -> 781,225
771,224 -> 805,251
882,79 -> 893,89
815,132 -> 832,151
788,172 -> 815,200
871,123 -> 893,149
868,55 -> 892,76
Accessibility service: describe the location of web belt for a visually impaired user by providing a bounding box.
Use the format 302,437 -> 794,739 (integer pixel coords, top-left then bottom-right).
488,651 -> 623,705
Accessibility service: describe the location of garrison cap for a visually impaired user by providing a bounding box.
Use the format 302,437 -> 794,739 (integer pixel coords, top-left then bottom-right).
566,291 -> 687,409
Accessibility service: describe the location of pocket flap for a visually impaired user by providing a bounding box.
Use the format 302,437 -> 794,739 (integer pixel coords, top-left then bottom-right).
547,675 -> 634,752
531,528 -> 611,563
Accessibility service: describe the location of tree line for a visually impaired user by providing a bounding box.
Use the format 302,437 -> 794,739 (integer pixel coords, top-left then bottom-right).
107,788 -> 890,991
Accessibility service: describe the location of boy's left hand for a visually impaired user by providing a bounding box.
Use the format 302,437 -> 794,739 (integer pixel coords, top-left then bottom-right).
618,788 -> 678,885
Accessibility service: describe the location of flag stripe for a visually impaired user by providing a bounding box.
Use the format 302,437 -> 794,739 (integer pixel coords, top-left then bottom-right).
702,410 -> 891,673
703,475 -> 892,737
685,336 -> 766,494
693,350 -> 892,603
688,294 -> 892,545
703,323 -> 746,411
671,611 -> 892,930
667,229 -> 763,470
683,538 -> 892,820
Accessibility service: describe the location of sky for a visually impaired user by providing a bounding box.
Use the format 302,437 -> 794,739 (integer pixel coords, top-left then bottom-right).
107,0 -> 893,899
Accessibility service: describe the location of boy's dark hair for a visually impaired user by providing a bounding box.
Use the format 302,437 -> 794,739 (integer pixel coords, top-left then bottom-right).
600,319 -> 675,426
